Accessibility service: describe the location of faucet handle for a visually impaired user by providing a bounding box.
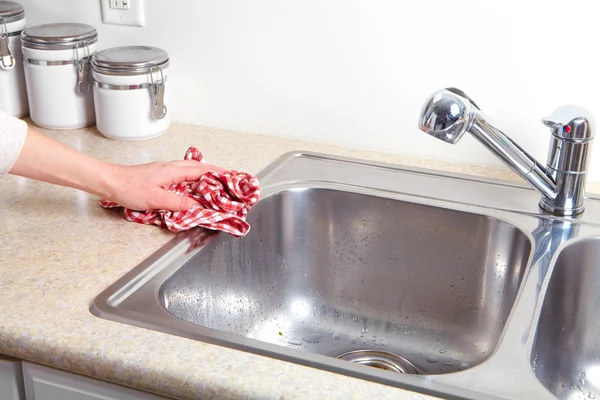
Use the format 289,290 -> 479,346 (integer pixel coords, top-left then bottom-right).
542,105 -> 595,141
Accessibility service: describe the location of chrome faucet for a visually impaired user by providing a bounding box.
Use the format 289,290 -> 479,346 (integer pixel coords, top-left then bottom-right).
418,88 -> 595,216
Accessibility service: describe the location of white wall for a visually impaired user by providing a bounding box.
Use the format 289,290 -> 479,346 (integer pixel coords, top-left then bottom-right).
17,0 -> 600,180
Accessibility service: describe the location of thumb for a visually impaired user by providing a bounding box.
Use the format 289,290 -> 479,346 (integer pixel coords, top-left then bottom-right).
154,192 -> 201,211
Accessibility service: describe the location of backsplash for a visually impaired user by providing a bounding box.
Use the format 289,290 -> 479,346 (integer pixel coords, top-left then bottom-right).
17,0 -> 600,181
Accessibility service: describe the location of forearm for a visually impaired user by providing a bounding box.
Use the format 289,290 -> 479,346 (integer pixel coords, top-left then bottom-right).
8,127 -> 115,198
3,119 -> 229,212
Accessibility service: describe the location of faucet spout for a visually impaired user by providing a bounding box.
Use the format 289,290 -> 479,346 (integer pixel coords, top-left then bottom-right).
418,88 -> 595,216
468,113 -> 558,201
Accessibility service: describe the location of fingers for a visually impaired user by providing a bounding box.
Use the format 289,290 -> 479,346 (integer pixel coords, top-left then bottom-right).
166,164 -> 228,185
169,160 -> 204,167
171,159 -> 228,172
177,195 -> 201,211
193,161 -> 228,173
152,191 -> 200,211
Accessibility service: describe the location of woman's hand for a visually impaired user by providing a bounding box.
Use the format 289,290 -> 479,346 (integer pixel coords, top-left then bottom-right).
9,126 -> 227,212
102,160 -> 227,211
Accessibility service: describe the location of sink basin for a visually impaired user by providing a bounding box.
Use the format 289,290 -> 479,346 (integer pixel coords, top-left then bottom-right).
532,237 -> 600,399
161,187 -> 531,374
92,152 -> 600,399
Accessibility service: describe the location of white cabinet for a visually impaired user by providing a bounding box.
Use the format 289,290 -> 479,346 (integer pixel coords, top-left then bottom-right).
0,355 -> 25,400
22,362 -> 170,400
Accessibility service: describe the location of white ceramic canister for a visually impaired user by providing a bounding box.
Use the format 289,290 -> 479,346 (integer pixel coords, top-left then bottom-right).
0,1 -> 28,117
91,46 -> 170,141
21,23 -> 97,129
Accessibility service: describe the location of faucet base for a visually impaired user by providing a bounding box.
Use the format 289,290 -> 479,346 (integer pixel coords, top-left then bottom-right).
418,88 -> 595,217
539,198 -> 585,217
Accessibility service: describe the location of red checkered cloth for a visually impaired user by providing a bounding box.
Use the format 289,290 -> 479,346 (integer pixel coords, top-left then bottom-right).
99,147 -> 261,237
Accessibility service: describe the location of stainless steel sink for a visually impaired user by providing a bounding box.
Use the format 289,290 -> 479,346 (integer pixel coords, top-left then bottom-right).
91,152 -> 600,400
532,237 -> 600,400
160,188 -> 531,375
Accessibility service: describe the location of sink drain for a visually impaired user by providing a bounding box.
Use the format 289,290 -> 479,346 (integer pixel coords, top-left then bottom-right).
336,350 -> 419,374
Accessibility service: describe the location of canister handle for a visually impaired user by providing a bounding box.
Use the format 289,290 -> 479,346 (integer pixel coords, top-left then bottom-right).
0,18 -> 15,70
75,41 -> 91,94
150,66 -> 167,120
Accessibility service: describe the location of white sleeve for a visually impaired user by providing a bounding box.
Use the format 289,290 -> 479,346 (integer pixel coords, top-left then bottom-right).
0,110 -> 27,175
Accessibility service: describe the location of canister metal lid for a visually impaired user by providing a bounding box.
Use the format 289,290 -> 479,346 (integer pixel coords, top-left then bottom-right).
21,23 -> 98,50
0,1 -> 24,23
92,46 -> 169,75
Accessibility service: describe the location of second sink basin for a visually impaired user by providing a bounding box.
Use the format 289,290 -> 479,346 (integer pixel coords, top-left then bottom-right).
160,187 -> 531,374
532,237 -> 600,399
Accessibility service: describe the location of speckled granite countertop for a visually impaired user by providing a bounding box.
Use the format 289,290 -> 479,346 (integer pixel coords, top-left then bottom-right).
1,122 -> 594,400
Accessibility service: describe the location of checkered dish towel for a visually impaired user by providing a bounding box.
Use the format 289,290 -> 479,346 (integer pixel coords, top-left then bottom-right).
99,147 -> 261,237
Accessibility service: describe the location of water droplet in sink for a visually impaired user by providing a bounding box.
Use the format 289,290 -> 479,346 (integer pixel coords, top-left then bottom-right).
439,349 -> 447,354
287,338 -> 302,346
426,356 -> 438,363
332,333 -> 341,340
302,334 -> 323,344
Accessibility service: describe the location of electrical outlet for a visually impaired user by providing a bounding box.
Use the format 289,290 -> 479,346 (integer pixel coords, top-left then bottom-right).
100,0 -> 145,27
109,0 -> 129,10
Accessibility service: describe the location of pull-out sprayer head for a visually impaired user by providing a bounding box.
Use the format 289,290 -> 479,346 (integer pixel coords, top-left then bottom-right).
418,88 -> 480,144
